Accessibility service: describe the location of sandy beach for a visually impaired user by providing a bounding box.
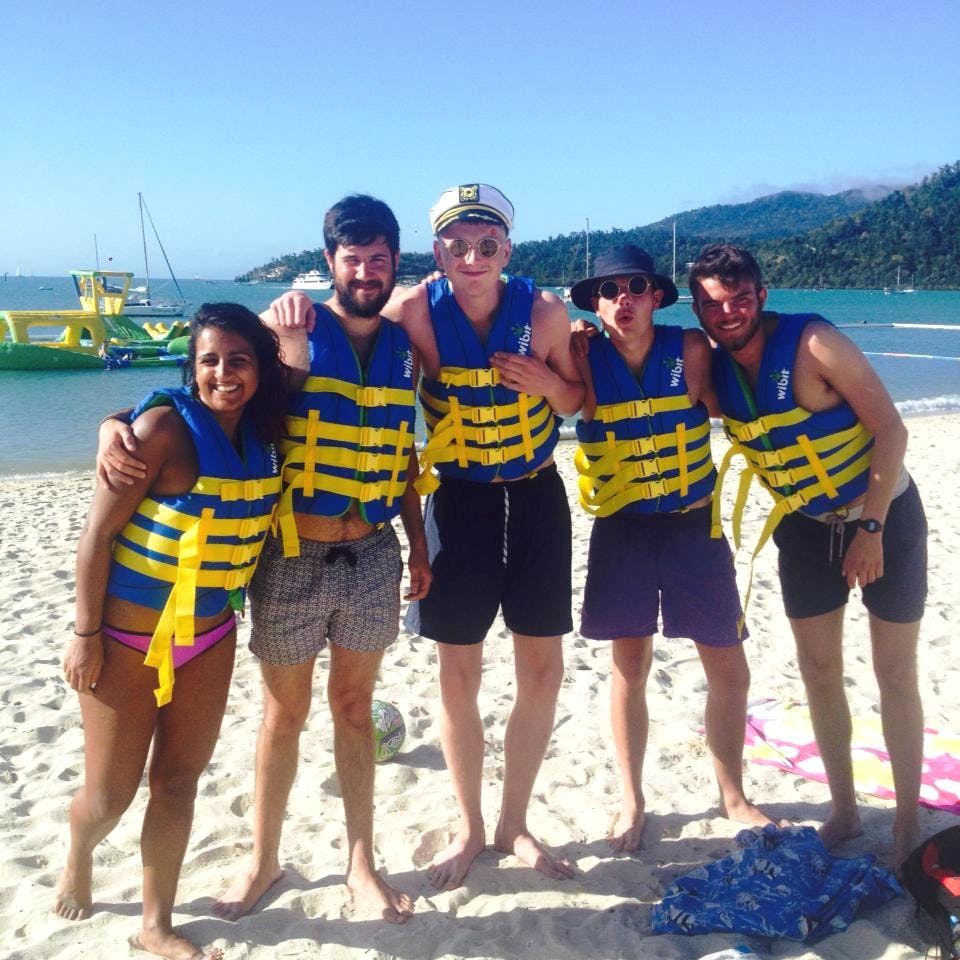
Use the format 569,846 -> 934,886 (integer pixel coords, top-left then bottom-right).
1,413 -> 956,960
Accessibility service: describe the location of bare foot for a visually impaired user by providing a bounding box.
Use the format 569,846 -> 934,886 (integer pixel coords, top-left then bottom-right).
892,814 -> 919,875
426,830 -> 486,890
212,865 -> 283,921
818,808 -> 863,849
54,862 -> 92,921
346,868 -> 414,924
608,807 -> 647,853
720,795 -> 777,829
494,830 -> 576,880
130,929 -> 223,960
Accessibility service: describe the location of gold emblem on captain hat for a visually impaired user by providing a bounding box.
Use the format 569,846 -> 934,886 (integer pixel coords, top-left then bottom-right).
459,184 -> 480,203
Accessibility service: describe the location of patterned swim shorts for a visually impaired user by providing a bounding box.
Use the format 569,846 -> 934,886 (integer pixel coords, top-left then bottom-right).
249,525 -> 403,664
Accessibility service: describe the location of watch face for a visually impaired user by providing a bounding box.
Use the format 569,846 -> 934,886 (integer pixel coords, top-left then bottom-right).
860,518 -> 883,533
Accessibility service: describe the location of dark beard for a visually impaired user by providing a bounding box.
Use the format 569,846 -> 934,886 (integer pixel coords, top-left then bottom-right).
335,277 -> 394,318
726,313 -> 763,352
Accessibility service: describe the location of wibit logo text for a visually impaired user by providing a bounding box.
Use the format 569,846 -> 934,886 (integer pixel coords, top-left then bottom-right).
771,367 -> 791,401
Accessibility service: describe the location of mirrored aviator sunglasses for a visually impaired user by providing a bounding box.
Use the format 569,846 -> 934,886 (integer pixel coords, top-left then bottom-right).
444,236 -> 502,258
597,275 -> 653,300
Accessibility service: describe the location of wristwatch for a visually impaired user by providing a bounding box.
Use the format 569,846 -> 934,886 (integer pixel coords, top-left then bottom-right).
858,518 -> 883,534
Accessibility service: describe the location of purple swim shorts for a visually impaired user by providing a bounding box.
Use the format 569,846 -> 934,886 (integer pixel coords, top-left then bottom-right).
579,504 -> 746,647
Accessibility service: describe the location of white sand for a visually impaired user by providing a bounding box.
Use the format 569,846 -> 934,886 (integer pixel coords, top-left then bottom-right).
1,414 -> 956,960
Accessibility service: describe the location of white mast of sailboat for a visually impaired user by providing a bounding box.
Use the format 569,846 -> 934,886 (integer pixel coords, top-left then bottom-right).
137,192 -> 185,302
138,193 -> 151,299
672,220 -> 677,283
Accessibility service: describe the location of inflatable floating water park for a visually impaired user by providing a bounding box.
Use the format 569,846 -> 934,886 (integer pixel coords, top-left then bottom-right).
0,270 -> 189,371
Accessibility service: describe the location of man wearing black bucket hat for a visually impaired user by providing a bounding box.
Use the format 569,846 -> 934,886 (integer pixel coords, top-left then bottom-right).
570,245 -> 773,852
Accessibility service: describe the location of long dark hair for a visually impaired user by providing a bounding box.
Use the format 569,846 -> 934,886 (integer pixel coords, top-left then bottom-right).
183,302 -> 289,445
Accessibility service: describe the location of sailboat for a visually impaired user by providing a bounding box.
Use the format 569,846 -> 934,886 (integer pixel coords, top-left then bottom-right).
883,265 -> 917,295
673,221 -> 693,301
124,193 -> 188,317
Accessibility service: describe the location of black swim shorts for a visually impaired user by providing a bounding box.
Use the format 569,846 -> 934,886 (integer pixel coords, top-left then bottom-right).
405,464 -> 573,644
772,478 -> 927,622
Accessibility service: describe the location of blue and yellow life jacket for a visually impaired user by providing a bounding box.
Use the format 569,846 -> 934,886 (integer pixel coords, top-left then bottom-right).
107,386 -> 281,706
276,306 -> 416,555
574,326 -> 716,516
712,313 -> 874,617
416,275 -> 560,492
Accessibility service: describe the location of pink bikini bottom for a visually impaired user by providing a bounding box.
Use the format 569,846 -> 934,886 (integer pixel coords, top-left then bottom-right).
102,614 -> 236,668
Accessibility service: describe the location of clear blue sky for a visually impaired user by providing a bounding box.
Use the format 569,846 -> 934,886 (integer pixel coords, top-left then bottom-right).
3,0 -> 958,278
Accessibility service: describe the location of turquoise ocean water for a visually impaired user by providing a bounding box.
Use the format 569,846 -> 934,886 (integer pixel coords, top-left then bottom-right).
2,276 -> 958,475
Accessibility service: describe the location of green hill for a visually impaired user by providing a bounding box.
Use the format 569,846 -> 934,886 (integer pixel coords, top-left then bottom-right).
754,163 -> 960,288
237,163 -> 960,289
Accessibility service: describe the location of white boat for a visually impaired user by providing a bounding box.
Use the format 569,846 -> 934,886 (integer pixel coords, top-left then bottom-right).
291,269 -> 333,290
123,295 -> 186,317
884,265 -> 917,295
124,193 -> 187,317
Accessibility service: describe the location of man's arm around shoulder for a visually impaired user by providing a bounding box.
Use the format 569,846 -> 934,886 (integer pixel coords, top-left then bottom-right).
682,328 -> 720,416
527,290 -> 584,416
383,283 -> 438,378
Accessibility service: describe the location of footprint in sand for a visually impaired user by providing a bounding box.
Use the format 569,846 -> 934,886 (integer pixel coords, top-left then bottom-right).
410,826 -> 451,867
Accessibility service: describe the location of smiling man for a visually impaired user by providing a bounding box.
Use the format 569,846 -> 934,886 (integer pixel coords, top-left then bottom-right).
689,243 -> 927,868
387,183 -> 584,888
569,245 -> 773,853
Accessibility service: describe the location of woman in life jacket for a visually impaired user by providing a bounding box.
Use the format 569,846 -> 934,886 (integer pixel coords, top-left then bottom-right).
55,303 -> 288,960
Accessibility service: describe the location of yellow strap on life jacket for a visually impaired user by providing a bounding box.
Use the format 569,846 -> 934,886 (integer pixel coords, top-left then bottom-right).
723,405 -> 812,443
299,375 -> 415,410
450,397 -> 468,469
576,420 -> 711,479
713,424 -> 874,630
721,427 -> 873,548
576,454 -> 715,517
133,497 -> 277,537
676,422 -> 689,497
415,400 -> 555,494
142,507 -> 215,707
284,415 -> 414,449
302,409 -> 320,498
115,522 -> 268,567
517,393 -> 534,462
439,366 -> 501,388
387,421 -> 411,508
276,461 -> 411,558
276,416 -> 414,556
112,543 -> 256,591
596,394 -> 691,424
728,422 -> 872,486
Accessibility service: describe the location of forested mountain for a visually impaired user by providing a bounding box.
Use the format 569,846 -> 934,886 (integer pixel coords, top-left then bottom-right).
237,163 -> 960,289
643,186 -> 892,240
754,163 -> 960,288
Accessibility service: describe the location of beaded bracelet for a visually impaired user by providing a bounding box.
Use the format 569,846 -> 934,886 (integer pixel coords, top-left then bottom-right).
73,625 -> 102,637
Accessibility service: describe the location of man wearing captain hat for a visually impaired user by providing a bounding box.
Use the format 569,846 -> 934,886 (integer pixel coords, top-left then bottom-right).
388,182 -> 584,889
570,245 -> 774,852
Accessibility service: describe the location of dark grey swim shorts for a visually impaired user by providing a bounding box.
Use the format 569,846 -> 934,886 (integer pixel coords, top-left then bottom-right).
773,478 -> 927,622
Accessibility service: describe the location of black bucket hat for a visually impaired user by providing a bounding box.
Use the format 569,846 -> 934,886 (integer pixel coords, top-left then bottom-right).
569,244 -> 678,311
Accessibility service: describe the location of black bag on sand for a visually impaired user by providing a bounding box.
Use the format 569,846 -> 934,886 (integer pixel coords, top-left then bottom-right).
902,826 -> 960,959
